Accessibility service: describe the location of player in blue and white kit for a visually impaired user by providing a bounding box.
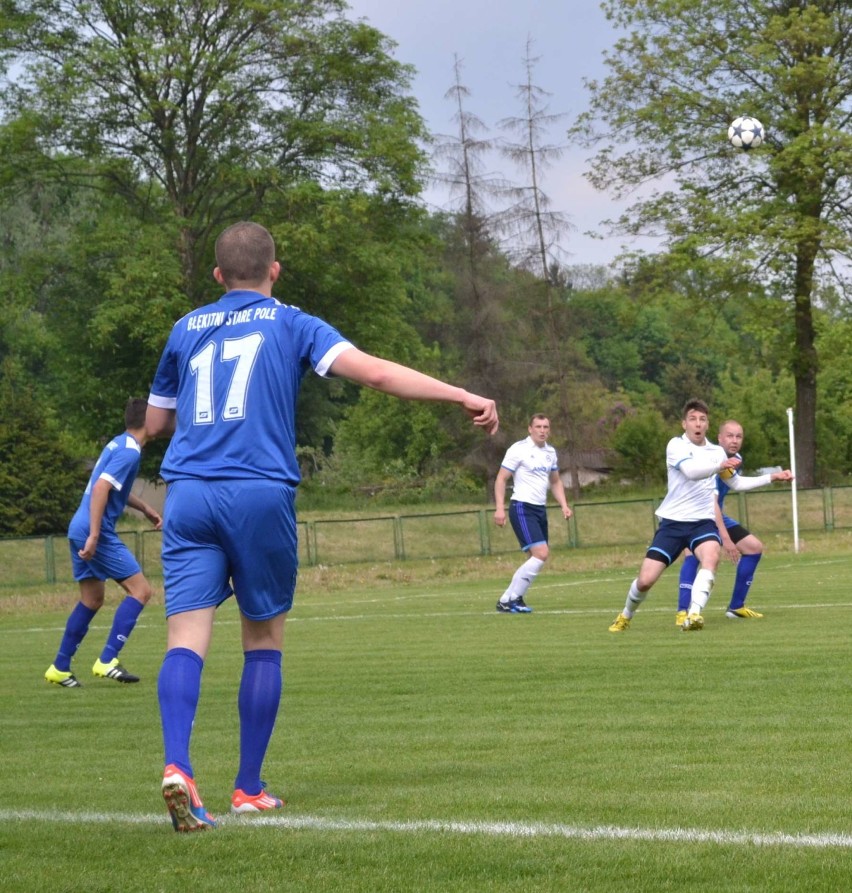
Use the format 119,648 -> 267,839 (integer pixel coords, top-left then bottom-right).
609,399 -> 744,633
676,419 -> 793,623
146,221 -> 498,831
494,414 -> 572,613
45,398 -> 162,687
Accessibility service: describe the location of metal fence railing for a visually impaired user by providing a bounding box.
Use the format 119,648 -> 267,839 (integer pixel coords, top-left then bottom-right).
3,486 -> 850,588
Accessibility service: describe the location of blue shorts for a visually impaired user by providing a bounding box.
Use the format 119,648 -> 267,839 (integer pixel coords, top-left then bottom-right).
509,501 -> 548,551
161,478 -> 298,621
646,518 -> 721,566
69,530 -> 142,583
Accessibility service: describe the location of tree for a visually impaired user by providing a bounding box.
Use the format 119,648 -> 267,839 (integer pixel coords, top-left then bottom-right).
610,406 -> 670,485
430,57 -> 536,493
0,359 -> 86,535
571,0 -> 852,486
0,155 -> 187,453
1,0 -> 428,303
498,39 -> 586,497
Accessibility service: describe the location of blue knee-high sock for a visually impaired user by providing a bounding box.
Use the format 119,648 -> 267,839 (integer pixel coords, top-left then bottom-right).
99,596 -> 144,663
678,555 -> 699,612
54,602 -> 98,671
234,650 -> 283,796
158,647 -> 204,778
729,553 -> 762,611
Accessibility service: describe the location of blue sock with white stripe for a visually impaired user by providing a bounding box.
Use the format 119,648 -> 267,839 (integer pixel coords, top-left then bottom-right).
99,595 -> 144,663
729,553 -> 762,610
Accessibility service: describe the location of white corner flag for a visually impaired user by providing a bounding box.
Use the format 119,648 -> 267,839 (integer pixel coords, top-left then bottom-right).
787,408 -> 800,553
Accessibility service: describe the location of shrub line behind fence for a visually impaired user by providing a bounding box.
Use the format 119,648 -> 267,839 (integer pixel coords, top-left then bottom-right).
3,486 -> 850,588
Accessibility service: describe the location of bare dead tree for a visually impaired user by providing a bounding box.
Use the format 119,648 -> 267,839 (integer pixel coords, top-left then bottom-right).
498,39 -> 584,499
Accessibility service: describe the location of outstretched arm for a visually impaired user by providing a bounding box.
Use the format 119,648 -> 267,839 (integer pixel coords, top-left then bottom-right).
329,348 -> 498,434
725,469 -> 793,492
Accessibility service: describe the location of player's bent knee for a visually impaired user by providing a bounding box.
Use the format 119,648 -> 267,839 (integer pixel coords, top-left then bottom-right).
124,574 -> 154,605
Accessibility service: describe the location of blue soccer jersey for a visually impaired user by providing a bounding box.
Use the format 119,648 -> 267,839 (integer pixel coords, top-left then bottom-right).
717,452 -> 742,527
148,290 -> 352,485
68,433 -> 142,540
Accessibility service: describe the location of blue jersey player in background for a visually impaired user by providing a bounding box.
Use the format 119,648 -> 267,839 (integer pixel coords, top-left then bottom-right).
147,221 -> 499,832
676,419 -> 793,623
45,397 -> 162,688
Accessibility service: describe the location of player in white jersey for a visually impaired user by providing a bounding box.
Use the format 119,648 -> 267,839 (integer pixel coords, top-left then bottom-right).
676,420 -> 793,623
146,221 -> 498,831
493,415 -> 572,613
608,399 -> 745,633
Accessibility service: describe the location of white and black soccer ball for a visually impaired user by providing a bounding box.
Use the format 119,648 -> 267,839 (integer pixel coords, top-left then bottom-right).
728,116 -> 765,150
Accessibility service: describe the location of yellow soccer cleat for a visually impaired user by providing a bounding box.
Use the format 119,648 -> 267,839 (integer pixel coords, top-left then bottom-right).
45,664 -> 82,688
608,612 -> 631,633
93,657 -> 140,683
675,610 -> 688,626
681,613 -> 704,632
726,607 -> 764,619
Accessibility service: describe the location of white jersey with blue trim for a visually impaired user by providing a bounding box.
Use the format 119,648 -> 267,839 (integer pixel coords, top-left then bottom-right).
500,436 -> 558,505
149,289 -> 352,484
656,434 -> 727,522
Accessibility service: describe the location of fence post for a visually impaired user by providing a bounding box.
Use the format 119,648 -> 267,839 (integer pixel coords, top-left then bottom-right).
824,487 -> 834,532
478,510 -> 491,556
307,521 -> 317,566
45,535 -> 56,584
736,492 -> 747,528
650,498 -> 660,534
394,516 -> 405,560
568,511 -> 579,548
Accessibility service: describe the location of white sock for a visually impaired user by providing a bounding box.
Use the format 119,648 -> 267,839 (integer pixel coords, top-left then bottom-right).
500,556 -> 545,602
623,579 -> 646,618
688,568 -> 715,614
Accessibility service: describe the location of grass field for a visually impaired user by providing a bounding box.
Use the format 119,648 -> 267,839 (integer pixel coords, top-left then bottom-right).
1,537 -> 851,892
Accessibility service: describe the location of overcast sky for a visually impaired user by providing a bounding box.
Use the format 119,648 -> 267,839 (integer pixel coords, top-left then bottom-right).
345,0 -> 655,267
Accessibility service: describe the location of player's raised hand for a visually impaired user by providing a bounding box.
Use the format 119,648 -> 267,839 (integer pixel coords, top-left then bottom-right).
462,393 -> 499,434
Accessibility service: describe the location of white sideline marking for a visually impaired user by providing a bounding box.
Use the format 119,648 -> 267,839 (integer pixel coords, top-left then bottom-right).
0,808 -> 850,848
7,600 -> 852,637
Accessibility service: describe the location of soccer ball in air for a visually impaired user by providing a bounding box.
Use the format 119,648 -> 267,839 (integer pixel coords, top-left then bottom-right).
727,116 -> 765,150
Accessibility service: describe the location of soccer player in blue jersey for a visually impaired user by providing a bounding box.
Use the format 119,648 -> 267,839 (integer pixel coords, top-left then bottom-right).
676,419 -> 793,624
608,399 -> 743,633
146,221 -> 498,831
493,414 -> 572,613
45,398 -> 162,688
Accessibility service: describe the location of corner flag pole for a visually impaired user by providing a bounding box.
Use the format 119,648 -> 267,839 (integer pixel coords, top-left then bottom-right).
787,408 -> 800,553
